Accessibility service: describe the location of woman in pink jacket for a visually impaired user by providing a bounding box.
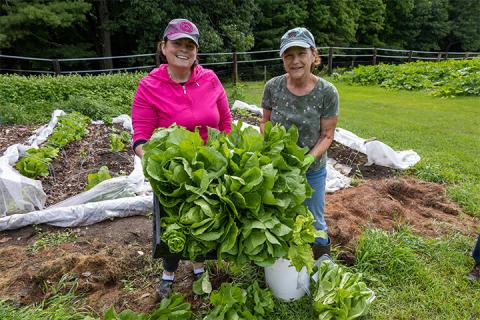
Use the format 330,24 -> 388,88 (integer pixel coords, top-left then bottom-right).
131,18 -> 232,300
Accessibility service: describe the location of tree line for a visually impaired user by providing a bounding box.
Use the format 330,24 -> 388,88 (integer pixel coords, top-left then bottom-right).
1,0 -> 479,65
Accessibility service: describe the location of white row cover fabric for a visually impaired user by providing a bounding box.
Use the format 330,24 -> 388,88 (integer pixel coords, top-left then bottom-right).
0,195 -> 152,231
0,110 -> 68,217
0,110 -> 146,222
232,100 -> 263,116
333,127 -> 421,170
0,159 -> 46,217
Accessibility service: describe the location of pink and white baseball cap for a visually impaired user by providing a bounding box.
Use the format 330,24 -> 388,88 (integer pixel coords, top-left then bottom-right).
163,18 -> 199,47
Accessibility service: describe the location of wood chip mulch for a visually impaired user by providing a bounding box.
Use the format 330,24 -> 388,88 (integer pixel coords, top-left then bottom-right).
40,124 -> 135,207
0,124 -> 39,154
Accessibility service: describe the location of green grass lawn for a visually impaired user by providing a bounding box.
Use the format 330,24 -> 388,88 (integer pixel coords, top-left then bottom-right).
232,80 -> 480,216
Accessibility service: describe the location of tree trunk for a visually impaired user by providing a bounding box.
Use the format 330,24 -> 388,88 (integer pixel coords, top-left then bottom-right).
98,0 -> 113,71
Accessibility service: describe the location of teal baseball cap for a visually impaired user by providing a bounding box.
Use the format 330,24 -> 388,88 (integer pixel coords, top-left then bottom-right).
279,27 -> 316,57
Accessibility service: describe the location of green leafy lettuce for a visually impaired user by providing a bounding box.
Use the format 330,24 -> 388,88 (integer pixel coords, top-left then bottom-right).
204,281 -> 274,320
143,122 -> 326,272
192,270 -> 212,296
313,260 -> 375,320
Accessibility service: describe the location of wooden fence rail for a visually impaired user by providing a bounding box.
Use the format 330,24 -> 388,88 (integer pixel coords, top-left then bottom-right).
1,47 -> 479,81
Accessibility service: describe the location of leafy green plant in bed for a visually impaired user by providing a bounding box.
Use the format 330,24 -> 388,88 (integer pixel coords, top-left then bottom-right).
142,122 -> 325,273
15,146 -> 59,178
192,270 -> 212,296
109,131 -> 131,152
47,112 -> 90,148
85,166 -> 112,190
15,112 -> 90,179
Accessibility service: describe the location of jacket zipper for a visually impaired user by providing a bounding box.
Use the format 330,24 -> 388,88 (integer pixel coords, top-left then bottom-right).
182,84 -> 186,94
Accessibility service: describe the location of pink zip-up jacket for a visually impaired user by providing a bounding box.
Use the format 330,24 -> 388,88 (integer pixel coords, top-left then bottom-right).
131,64 -> 232,148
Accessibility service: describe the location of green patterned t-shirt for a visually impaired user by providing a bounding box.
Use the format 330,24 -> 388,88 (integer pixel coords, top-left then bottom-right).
261,74 -> 339,171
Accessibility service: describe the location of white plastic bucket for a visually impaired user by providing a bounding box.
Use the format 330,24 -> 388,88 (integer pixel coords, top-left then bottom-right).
264,258 -> 310,301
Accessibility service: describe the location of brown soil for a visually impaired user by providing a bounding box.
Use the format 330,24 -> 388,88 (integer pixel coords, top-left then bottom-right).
0,115 -> 479,316
0,124 -> 39,154
326,177 -> 478,248
40,124 -> 134,206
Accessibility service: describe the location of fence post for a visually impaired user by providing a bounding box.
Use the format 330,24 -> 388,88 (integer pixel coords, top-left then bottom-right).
372,47 -> 377,65
408,50 -> 413,62
328,47 -> 333,75
52,59 -> 61,75
444,52 -> 449,60
232,51 -> 238,84
264,65 -> 267,83
155,53 -> 160,67
437,52 -> 442,61
464,52 -> 470,60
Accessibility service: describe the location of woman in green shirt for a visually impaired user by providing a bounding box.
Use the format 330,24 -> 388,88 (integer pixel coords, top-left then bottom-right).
260,27 -> 339,259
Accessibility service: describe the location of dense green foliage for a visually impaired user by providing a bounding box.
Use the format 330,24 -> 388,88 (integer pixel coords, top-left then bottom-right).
0,73 -> 142,124
0,0 -> 478,64
337,58 -> 480,96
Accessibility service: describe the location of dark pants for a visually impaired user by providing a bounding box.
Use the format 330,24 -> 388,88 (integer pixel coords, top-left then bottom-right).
473,235 -> 480,265
163,255 -> 206,272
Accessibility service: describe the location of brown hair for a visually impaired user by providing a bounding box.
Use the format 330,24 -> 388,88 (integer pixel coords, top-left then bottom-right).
310,47 -> 321,72
157,39 -> 199,69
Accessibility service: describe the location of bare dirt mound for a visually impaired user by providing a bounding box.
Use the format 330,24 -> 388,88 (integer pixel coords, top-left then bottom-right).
326,177 -> 478,247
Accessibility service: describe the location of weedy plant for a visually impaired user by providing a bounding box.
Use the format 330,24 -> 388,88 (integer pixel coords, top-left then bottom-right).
27,227 -> 77,254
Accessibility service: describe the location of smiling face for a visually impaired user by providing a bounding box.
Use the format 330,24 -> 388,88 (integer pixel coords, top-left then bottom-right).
282,46 -> 315,80
161,38 -> 198,71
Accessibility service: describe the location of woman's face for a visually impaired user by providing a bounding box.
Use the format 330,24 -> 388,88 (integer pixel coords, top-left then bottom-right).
282,46 -> 314,80
162,38 -> 198,70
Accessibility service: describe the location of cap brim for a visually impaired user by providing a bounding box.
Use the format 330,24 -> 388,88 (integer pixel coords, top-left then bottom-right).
167,33 -> 199,47
279,41 -> 311,57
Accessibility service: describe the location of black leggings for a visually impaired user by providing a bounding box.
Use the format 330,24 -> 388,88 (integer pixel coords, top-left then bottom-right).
163,255 -> 206,272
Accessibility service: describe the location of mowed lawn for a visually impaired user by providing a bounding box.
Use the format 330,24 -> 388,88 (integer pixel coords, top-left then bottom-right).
233,80 -> 480,216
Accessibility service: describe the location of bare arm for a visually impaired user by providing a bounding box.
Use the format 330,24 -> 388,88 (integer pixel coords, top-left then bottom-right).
308,117 -> 338,158
134,144 -> 144,158
260,109 -> 271,134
